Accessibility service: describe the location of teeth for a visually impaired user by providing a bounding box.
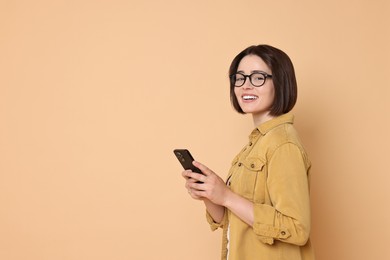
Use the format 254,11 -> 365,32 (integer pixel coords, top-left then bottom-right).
243,95 -> 258,100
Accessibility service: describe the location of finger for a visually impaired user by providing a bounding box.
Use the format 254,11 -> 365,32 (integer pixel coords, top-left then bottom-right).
187,188 -> 202,199
182,170 -> 193,179
187,177 -> 199,184
193,161 -> 213,176
188,181 -> 206,191
190,189 -> 206,199
185,181 -> 192,190
197,174 -> 207,183
186,179 -> 198,191
185,171 -> 204,182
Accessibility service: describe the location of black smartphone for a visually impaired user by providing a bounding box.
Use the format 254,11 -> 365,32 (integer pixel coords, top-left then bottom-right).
173,149 -> 202,174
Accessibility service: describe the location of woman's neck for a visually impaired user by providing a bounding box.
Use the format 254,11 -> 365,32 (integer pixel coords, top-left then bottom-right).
252,112 -> 274,127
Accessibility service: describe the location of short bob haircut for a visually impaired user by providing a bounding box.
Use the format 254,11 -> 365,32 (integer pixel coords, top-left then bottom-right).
229,44 -> 297,116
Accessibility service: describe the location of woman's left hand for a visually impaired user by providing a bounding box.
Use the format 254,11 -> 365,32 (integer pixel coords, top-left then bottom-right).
184,161 -> 231,206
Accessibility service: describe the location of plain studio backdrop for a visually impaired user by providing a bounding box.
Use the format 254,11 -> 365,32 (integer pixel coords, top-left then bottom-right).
1,1 -> 389,259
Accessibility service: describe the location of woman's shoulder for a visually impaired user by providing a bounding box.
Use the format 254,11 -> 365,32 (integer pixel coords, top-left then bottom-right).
264,122 -> 302,145
259,122 -> 309,159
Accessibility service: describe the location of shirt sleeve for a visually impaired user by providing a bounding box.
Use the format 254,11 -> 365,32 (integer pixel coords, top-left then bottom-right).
252,143 -> 311,246
206,209 -> 227,231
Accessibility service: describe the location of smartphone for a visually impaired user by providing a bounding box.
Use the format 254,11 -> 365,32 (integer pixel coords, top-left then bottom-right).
173,149 -> 202,174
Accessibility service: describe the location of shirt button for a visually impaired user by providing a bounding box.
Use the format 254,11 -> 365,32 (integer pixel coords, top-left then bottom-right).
238,163 -> 242,167
281,231 -> 286,236
251,164 -> 255,168
249,142 -> 252,146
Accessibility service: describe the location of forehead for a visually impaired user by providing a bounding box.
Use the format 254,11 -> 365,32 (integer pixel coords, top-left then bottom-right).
237,54 -> 271,73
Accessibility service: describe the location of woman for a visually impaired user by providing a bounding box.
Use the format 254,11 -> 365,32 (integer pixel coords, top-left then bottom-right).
182,44 -> 314,260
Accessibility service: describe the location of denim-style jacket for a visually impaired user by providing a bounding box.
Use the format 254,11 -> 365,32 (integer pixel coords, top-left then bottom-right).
207,113 -> 315,260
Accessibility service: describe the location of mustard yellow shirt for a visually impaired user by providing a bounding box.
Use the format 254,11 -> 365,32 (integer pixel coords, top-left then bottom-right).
207,113 -> 315,260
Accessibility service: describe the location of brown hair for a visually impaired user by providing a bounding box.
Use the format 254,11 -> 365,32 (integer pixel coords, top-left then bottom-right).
229,45 -> 297,116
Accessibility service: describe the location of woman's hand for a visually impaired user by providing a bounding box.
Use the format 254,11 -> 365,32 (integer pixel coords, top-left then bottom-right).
182,170 -> 204,200
181,161 -> 254,226
182,161 -> 231,206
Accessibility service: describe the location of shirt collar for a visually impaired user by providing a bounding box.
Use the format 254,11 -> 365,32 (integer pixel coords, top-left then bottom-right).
249,113 -> 294,138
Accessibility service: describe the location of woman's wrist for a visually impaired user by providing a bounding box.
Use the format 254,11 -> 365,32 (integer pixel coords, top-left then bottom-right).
221,188 -> 235,208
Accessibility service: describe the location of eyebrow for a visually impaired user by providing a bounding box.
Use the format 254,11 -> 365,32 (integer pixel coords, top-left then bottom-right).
236,70 -> 268,74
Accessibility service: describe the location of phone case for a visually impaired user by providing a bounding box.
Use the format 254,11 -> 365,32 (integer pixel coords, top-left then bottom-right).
173,149 -> 202,174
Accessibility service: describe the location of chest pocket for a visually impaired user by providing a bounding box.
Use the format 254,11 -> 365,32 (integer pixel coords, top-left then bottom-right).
232,157 -> 265,201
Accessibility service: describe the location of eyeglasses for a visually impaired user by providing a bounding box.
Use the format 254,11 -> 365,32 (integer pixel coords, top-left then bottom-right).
230,72 -> 272,87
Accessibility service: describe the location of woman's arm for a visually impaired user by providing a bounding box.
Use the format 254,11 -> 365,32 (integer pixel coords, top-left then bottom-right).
250,143 -> 311,245
182,170 -> 225,223
185,147 -> 311,246
203,198 -> 225,224
184,161 -> 255,226
223,191 -> 254,226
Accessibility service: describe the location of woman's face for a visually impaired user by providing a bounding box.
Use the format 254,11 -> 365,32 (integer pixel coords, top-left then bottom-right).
234,54 -> 275,124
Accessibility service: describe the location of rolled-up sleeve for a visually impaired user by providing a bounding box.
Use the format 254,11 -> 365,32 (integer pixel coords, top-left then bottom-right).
206,209 -> 227,231
253,143 -> 311,246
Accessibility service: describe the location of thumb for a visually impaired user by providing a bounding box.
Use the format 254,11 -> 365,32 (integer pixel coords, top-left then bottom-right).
193,161 -> 213,176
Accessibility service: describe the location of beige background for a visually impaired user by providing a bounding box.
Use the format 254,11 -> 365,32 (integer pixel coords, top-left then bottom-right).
1,0 -> 389,259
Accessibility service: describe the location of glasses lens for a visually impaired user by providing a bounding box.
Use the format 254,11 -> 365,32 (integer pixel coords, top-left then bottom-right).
232,73 -> 245,87
250,73 -> 266,86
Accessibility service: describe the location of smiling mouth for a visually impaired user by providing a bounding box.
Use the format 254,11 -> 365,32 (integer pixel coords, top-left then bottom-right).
242,95 -> 258,100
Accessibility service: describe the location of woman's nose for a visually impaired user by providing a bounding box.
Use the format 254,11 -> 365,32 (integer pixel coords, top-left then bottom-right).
242,78 -> 254,89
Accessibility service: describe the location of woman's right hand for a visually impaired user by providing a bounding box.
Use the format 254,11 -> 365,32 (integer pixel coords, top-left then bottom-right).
182,161 -> 232,207
182,168 -> 226,223
182,170 -> 204,200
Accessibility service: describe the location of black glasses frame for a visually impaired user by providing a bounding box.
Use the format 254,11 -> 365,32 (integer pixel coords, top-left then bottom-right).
230,72 -> 273,87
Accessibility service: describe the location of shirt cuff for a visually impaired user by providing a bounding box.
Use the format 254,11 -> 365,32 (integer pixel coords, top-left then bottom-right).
206,210 -> 225,231
253,203 -> 291,245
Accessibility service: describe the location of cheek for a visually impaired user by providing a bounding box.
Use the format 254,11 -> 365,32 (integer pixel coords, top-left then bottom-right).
262,85 -> 275,103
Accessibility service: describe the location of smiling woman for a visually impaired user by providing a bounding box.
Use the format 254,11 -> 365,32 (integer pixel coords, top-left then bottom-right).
181,45 -> 314,260
229,45 -> 297,120
233,55 -> 276,126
